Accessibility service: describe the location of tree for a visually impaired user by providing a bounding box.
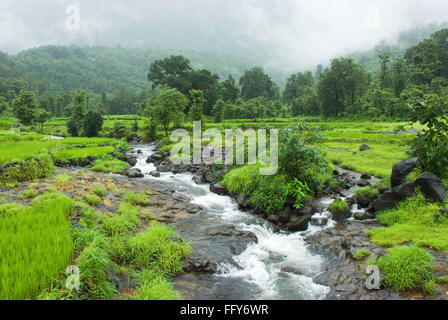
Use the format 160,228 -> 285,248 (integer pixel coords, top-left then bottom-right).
36,108 -> 51,131
186,69 -> 220,115
220,75 -> 240,103
147,55 -> 192,91
392,58 -> 408,97
239,67 -> 278,100
152,87 -> 187,136
83,111 -> 104,137
12,90 -> 37,125
283,71 -> 314,104
378,53 -> 391,90
317,58 -> 368,117
212,99 -> 225,123
67,90 -> 87,137
188,89 -> 205,121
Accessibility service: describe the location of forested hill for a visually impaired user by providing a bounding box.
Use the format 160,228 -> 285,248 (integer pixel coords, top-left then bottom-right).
349,22 -> 448,74
0,45 -> 259,95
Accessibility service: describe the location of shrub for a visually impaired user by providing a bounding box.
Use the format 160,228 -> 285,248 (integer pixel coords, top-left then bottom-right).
0,195 -> 73,299
124,192 -> 150,206
278,121 -> 331,193
0,203 -> 25,216
248,174 -> 288,213
221,164 -> 260,194
83,111 -> 104,137
101,204 -> 140,236
377,245 -> 435,291
22,188 -> 38,199
0,155 -> 54,187
285,178 -> 312,209
354,187 -> 379,204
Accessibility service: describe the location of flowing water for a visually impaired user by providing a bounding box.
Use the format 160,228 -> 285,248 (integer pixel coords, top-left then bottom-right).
130,144 -> 369,300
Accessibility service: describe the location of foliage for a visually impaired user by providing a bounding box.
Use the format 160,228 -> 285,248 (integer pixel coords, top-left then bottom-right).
91,159 -> 129,174
83,111 -> 104,137
12,90 -> 37,126
123,192 -> 150,206
247,175 -> 288,214
84,194 -> 102,206
0,155 -> 54,186
132,269 -> 182,300
150,87 -> 187,136
377,245 -> 435,291
188,89 -> 205,121
328,199 -> 349,215
285,179 -> 312,209
352,249 -> 371,260
408,92 -> 448,177
239,67 -> 279,101
221,164 -> 261,194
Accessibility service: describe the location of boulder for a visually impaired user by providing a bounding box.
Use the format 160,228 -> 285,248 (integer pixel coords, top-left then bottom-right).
123,155 -> 137,167
359,144 -> 371,151
150,170 -> 161,177
128,133 -> 141,142
415,173 -> 447,202
204,167 -> 230,183
281,266 -> 303,275
368,181 -> 416,212
390,158 -> 417,188
210,183 -> 227,195
267,214 -> 280,223
360,173 -> 371,180
310,215 -> 329,226
353,211 -> 375,220
356,179 -> 371,187
123,168 -> 144,178
151,153 -> 164,162
193,175 -> 205,184
236,194 -> 250,209
287,214 -> 312,232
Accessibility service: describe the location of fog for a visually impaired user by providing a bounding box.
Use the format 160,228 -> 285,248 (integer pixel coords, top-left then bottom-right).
1,0 -> 448,71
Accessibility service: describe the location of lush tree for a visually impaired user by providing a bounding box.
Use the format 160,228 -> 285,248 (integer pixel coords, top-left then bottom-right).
291,87 -> 319,116
220,75 -> 240,103
12,90 -> 37,125
317,58 -> 368,117
239,67 -> 278,100
186,69 -> 220,115
35,108 -> 51,131
392,58 -> 408,97
67,90 -> 87,137
188,89 -> 205,121
151,87 -> 187,136
283,71 -> 314,104
83,111 -> 104,137
378,53 -> 391,90
147,55 -> 192,91
212,99 -> 225,123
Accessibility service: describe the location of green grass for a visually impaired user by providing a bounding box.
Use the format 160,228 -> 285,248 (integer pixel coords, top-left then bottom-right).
84,194 -> 102,206
0,140 -> 58,163
51,146 -> 115,162
0,155 -> 54,187
0,193 -> 74,300
123,192 -> 150,206
91,183 -> 107,197
124,222 -> 191,274
132,269 -> 182,300
352,249 -> 371,260
367,193 -> 448,252
221,164 -> 261,194
377,245 -> 435,291
60,137 -> 116,146
328,199 -> 349,215
90,159 -> 129,174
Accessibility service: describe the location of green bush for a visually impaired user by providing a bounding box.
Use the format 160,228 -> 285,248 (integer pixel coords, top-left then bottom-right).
248,174 -> 288,213
221,164 -> 261,194
0,155 -> 54,186
285,178 -> 312,209
377,245 -> 435,291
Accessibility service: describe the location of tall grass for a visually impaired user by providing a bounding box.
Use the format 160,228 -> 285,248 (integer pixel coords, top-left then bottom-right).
0,140 -> 57,163
0,193 -> 74,300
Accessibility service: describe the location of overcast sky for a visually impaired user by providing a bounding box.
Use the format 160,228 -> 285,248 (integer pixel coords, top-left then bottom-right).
1,0 -> 448,71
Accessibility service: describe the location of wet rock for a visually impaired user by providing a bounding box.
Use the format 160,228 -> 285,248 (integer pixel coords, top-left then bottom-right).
183,250 -> 218,273
297,199 -> 323,216
287,214 -> 312,231
122,155 -> 137,167
415,173 -> 447,203
236,194 -> 250,209
210,183 -> 227,195
128,133 -> 142,142
368,181 -> 416,212
267,214 -> 280,223
353,211 -> 375,220
340,190 -> 351,197
359,144 -> 371,151
150,170 -> 161,177
151,153 -> 165,162
206,225 -> 258,244
360,173 -> 371,180
193,175 -> 205,184
310,215 -> 329,226
390,157 -> 417,188
357,179 -> 371,187
108,271 -> 137,292
122,168 -> 144,178
281,266 -> 303,275
146,156 -> 153,164
329,199 -> 351,221
355,194 -> 374,208
204,167 -> 229,183
137,149 -> 142,154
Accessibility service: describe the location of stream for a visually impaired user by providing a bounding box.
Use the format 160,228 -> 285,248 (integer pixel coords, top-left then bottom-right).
129,143 -> 373,300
